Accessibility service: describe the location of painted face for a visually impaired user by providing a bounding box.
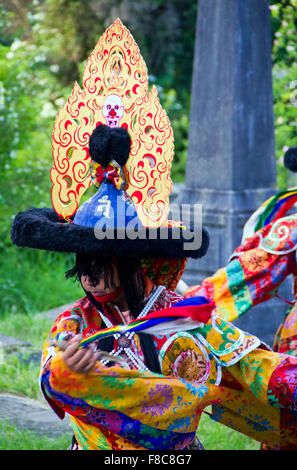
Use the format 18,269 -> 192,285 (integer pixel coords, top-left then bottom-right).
102,94 -> 124,128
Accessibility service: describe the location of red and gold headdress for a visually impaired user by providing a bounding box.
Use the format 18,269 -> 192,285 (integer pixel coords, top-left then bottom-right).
51,18 -> 173,228
11,19 -> 209,290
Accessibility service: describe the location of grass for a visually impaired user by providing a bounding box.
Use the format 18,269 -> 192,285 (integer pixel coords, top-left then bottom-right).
0,247 -> 81,315
0,419 -> 72,450
0,355 -> 42,400
0,311 -> 59,399
0,292 -> 72,400
0,310 -> 57,349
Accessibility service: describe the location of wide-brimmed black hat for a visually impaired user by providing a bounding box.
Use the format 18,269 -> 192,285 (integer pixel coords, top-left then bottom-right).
11,125 -> 209,260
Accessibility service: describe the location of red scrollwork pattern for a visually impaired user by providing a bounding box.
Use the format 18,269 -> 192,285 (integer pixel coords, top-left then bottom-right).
51,19 -> 174,227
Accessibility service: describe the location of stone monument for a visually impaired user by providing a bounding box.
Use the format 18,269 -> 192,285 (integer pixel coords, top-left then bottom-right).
178,0 -> 293,345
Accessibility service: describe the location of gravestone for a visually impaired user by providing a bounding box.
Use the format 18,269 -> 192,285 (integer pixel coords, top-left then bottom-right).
177,0 -> 293,345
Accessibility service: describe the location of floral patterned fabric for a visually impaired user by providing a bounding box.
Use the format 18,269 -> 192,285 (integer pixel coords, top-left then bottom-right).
40,288 -> 194,450
141,257 -> 188,292
184,216 -> 297,449
184,221 -> 297,323
40,283 -> 297,449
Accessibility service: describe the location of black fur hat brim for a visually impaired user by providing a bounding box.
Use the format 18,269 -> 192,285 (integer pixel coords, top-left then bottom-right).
11,207 -> 209,259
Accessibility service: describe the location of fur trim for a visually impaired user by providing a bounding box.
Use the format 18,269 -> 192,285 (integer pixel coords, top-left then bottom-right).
11,208 -> 209,259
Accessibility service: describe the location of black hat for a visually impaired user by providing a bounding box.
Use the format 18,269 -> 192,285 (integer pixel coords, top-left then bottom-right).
11,124 -> 209,259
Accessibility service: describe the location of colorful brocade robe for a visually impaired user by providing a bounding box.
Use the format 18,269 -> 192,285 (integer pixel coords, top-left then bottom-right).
184,215 -> 297,449
40,282 -> 297,450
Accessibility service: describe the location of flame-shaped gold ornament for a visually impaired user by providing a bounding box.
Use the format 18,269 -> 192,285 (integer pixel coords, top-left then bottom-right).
51,18 -> 174,228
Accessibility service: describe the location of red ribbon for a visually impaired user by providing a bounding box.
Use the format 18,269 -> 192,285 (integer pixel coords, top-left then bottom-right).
94,164 -> 125,190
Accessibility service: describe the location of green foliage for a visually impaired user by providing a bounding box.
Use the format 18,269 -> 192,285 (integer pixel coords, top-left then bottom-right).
0,355 -> 41,399
155,85 -> 189,182
0,31 -> 72,246
0,3 -> 15,45
273,63 -> 297,189
0,312 -> 55,400
0,306 -> 63,348
270,0 -> 297,189
0,248 -> 81,315
270,0 -> 297,66
0,5 -> 80,316
32,0 -> 195,92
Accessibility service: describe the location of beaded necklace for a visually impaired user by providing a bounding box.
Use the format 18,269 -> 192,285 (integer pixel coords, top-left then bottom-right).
99,285 -> 165,370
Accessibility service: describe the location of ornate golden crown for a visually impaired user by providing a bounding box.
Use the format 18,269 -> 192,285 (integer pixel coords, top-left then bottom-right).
50,18 -> 174,228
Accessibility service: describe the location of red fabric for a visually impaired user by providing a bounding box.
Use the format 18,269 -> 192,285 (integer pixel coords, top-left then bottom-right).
268,355 -> 297,410
138,301 -> 215,324
95,164 -> 124,189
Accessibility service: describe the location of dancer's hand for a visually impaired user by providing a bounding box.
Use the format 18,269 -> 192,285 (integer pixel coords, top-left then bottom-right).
62,335 -> 99,374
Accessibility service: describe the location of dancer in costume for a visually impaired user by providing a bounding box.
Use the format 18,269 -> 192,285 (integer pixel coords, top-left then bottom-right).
270,148 -> 297,358
11,20 -> 297,450
184,148 -> 297,449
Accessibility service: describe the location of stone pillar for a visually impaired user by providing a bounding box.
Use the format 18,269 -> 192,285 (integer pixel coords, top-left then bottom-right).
178,0 -> 293,345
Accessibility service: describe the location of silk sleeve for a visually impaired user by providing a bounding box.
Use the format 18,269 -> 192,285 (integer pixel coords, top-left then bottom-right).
184,223 -> 297,322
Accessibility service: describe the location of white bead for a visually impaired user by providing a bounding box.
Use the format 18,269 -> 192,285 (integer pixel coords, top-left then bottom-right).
98,286 -> 165,370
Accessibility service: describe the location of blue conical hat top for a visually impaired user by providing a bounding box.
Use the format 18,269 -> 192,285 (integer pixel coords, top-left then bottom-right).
73,179 -> 143,231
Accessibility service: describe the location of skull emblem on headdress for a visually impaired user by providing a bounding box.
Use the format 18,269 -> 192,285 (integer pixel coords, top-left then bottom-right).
51,19 -> 174,226
102,94 -> 124,128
